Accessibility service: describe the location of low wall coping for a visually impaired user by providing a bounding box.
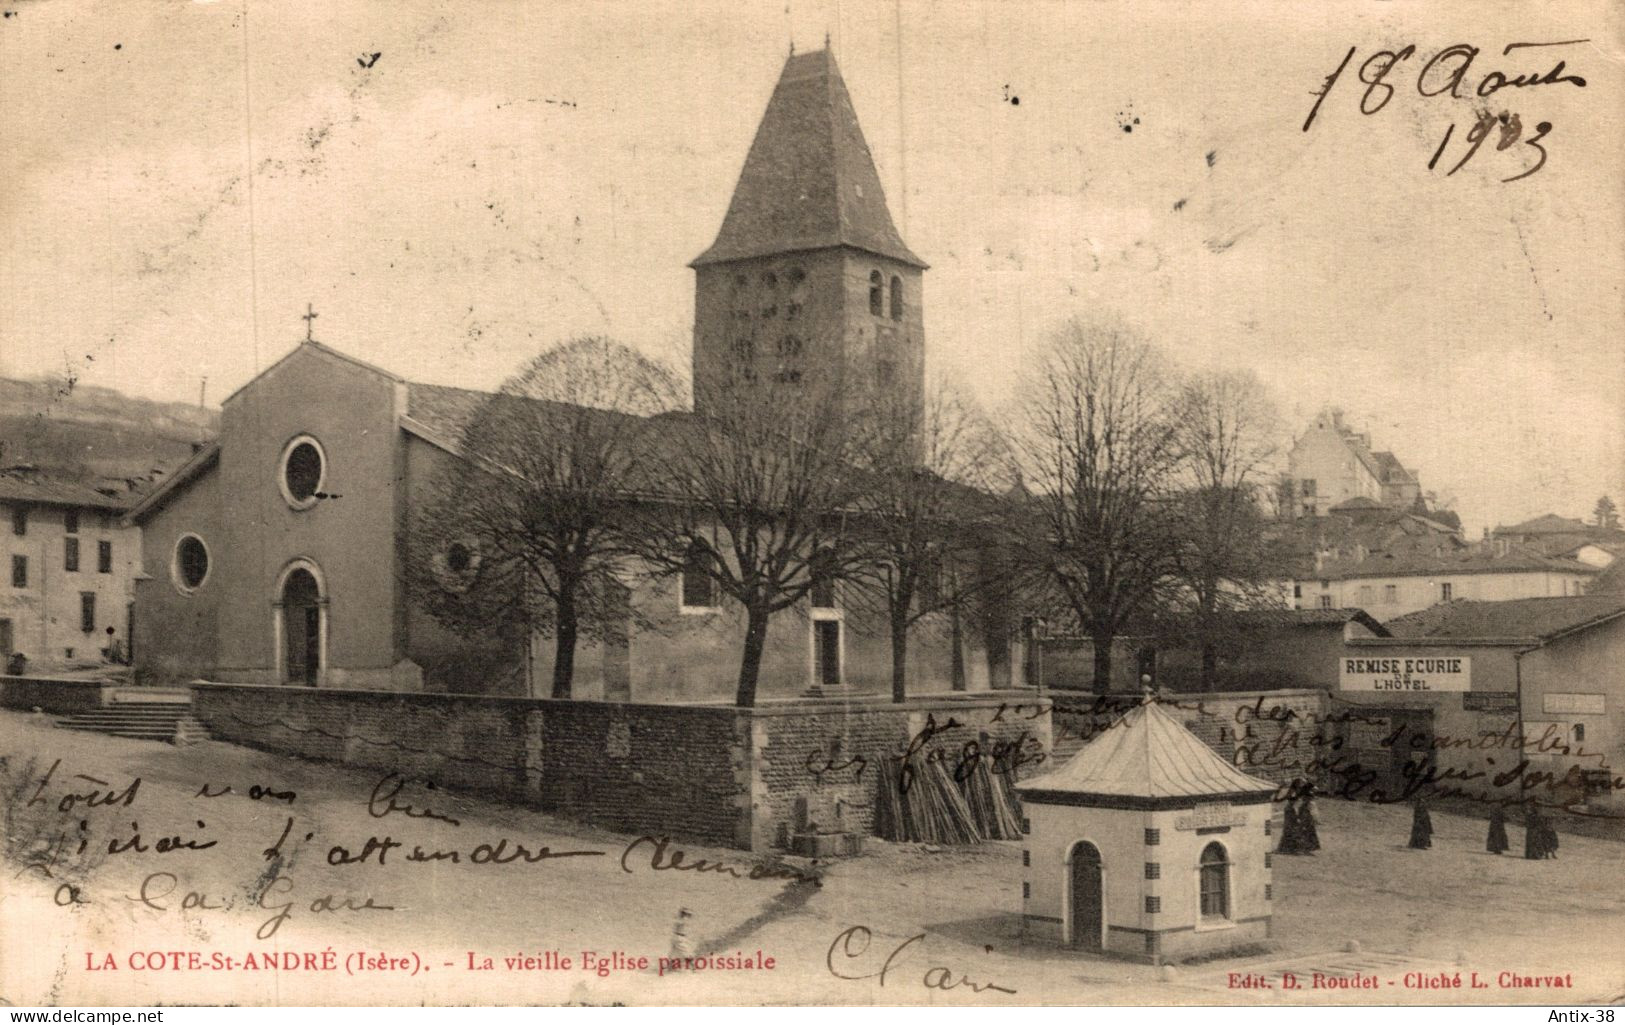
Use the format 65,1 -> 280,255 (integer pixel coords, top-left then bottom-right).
188,681 -> 1048,719
1,675 -> 116,688
189,681 -> 742,719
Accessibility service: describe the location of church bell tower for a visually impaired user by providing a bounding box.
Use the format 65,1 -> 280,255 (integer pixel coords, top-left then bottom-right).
690,47 -> 926,421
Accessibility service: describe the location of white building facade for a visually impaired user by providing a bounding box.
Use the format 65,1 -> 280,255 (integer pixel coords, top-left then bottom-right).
1,472 -> 143,672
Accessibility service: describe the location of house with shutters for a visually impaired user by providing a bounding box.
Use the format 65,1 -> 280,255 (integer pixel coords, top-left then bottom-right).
1284,408 -> 1424,519
0,466 -> 145,672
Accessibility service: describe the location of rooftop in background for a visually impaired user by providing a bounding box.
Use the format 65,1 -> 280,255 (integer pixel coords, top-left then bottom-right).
1309,543 -> 1600,582
690,48 -> 925,269
1231,607 -> 1390,635
1329,496 -> 1385,512
1016,698 -> 1277,802
1383,595 -> 1625,643
1494,513 -> 1594,536
1370,450 -> 1418,485
1591,553 -> 1625,595
1491,513 -> 1625,552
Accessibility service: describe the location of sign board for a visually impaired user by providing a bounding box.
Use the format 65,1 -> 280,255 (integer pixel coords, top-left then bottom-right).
1543,692 -> 1606,715
1463,691 -> 1518,713
1340,655 -> 1471,692
1174,802 -> 1247,831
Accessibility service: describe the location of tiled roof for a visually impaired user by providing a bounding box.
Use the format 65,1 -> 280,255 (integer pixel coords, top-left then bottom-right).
405,383 -> 674,456
1329,496 -> 1384,511
1592,558 -> 1625,594
1232,607 -> 1390,634
1495,513 -> 1591,536
1371,451 -> 1416,483
692,49 -> 925,268
1383,595 -> 1625,642
1267,510 -> 1464,577
1015,699 -> 1276,801
123,443 -> 220,524
404,384 -> 727,498
0,465 -> 150,512
405,383 -> 509,442
1311,545 -> 1598,581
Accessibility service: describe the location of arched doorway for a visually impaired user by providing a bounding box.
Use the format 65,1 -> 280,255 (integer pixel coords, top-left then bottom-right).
278,563 -> 324,686
1068,841 -> 1103,950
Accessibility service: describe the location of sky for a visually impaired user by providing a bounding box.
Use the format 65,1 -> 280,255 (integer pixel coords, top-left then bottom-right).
1,1 -> 1621,536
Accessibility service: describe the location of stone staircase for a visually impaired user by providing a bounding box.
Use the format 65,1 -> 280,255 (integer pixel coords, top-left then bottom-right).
55,688 -> 208,745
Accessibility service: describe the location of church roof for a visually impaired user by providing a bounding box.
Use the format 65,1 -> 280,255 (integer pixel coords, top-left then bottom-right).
691,48 -> 925,269
1015,698 -> 1276,805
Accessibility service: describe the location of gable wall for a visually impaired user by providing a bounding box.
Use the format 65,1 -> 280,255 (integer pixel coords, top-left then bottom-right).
211,345 -> 405,687
132,466 -> 222,681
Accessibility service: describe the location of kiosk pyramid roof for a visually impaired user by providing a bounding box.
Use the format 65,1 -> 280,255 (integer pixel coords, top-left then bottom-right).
1017,698 -> 1277,804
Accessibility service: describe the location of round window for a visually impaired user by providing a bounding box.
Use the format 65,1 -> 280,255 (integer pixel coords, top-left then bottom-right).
173,534 -> 210,592
434,538 -> 481,593
446,542 -> 473,573
279,436 -> 326,509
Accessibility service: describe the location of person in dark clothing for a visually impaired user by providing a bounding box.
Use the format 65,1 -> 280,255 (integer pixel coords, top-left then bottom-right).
1524,808 -> 1551,859
1408,796 -> 1433,850
1486,804 -> 1509,854
1539,815 -> 1560,860
1299,785 -> 1321,854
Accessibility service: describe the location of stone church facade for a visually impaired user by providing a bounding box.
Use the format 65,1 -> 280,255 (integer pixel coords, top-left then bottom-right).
128,47 -> 1021,701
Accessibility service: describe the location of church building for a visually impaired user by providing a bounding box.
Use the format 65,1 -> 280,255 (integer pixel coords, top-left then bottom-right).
127,47 -> 1019,701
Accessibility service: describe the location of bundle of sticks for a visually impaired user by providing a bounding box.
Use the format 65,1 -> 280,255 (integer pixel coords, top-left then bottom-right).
960,757 -> 1025,840
873,755 -> 1025,844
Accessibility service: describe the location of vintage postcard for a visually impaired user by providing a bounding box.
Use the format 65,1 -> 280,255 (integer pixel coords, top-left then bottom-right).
1,0 -> 1622,1009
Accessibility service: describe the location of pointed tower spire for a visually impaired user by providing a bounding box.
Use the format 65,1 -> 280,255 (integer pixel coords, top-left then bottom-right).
691,47 -> 925,269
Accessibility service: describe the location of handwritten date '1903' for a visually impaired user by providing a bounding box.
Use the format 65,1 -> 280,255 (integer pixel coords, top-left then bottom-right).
1303,39 -> 1588,182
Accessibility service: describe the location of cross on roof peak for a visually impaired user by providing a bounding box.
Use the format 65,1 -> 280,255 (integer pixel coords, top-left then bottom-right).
302,303 -> 318,342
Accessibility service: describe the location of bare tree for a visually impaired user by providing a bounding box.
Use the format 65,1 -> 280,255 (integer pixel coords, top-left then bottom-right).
846,372 -> 1012,702
637,373 -> 866,708
411,336 -> 680,699
1010,316 -> 1184,695
1165,368 -> 1286,689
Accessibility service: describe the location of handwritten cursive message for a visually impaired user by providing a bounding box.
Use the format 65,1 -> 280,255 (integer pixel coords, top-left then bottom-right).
1302,39 -> 1590,181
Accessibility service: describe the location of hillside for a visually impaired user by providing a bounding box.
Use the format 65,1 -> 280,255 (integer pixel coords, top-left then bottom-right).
0,377 -> 218,485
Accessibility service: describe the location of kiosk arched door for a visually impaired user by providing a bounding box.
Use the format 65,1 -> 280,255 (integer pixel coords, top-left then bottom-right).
1069,841 -> 1103,950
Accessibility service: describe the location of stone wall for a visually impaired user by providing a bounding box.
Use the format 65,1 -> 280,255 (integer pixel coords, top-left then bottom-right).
519,699 -> 751,849
191,683 -> 749,847
0,675 -> 113,715
189,683 -> 1054,852
749,694 -> 1053,850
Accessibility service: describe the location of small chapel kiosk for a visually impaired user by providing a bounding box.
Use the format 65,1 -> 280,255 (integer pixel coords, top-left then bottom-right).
1015,696 -> 1279,963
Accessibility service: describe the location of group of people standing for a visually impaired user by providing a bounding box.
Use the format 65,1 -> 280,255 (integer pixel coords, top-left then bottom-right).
1487,804 -> 1560,859
1275,779 -> 1321,855
1410,796 -> 1556,858
1277,779 -> 1563,861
